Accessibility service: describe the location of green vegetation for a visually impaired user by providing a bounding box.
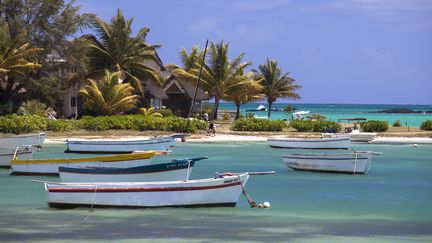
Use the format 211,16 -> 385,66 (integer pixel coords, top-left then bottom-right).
307,114 -> 327,121
361,120 -> 389,132
139,107 -> 163,117
222,112 -> 230,121
0,114 -> 207,134
420,120 -> 432,131
254,58 -> 301,118
284,105 -> 296,112
393,120 -> 401,127
232,118 -> 286,132
289,120 -> 341,132
18,100 -> 54,116
80,70 -> 138,115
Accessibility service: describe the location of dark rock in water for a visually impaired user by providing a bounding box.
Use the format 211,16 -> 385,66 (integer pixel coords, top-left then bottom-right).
374,109 -> 432,114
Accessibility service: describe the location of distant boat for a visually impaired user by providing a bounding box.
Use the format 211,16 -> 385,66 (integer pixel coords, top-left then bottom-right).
65,134 -> 187,153
245,104 -> 267,112
268,137 -> 351,149
59,157 -> 208,182
0,145 -> 38,168
292,110 -> 310,120
282,151 -> 382,174
10,151 -> 157,176
41,173 -> 251,208
322,130 -> 377,142
0,132 -> 46,149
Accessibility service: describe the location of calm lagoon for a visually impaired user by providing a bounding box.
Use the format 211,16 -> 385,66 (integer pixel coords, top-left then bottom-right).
0,142 -> 431,242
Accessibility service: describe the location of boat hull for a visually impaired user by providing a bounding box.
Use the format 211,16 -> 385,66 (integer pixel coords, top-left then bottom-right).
11,152 -> 155,175
0,133 -> 45,149
282,153 -> 372,174
59,161 -> 196,182
0,149 -> 34,168
322,131 -> 376,142
66,136 -> 174,153
268,137 -> 351,149
44,174 -> 249,208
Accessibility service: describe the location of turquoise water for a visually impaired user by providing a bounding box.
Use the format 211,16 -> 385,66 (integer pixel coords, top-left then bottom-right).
218,103 -> 432,127
0,142 -> 431,242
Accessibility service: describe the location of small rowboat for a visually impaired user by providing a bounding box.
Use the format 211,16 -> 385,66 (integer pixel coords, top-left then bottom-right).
59,157 -> 208,182
65,134 -> 187,153
268,137 -> 350,149
0,145 -> 39,168
282,151 -> 382,174
0,132 -> 46,149
42,173 -> 250,208
10,151 -> 157,176
322,130 -> 376,142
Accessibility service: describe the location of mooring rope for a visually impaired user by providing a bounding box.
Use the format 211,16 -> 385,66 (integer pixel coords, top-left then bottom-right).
237,174 -> 257,208
353,152 -> 358,175
83,185 -> 98,222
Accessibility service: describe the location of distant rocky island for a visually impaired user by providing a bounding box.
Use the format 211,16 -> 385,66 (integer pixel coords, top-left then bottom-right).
373,109 -> 432,114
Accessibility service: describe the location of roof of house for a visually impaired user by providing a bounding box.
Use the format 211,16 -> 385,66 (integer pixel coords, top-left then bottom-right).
163,75 -> 209,100
143,80 -> 168,99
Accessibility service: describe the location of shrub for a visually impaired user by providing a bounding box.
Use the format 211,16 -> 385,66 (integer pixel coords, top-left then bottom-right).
46,119 -> 77,132
361,120 -> 389,132
0,114 -> 47,134
393,120 -> 401,127
312,120 -> 341,132
289,120 -> 313,132
420,120 -> 432,131
202,103 -> 212,115
284,105 -> 296,112
232,118 -> 286,132
158,109 -> 174,117
222,112 -> 230,121
307,114 -> 327,121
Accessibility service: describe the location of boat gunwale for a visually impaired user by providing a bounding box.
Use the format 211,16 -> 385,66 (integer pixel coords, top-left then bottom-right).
268,137 -> 350,142
11,151 -> 155,164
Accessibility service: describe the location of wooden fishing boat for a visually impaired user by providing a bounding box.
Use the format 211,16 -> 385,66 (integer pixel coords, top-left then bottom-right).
0,145 -> 38,168
268,137 -> 351,149
65,134 -> 187,153
42,173 -> 250,208
322,130 -> 377,142
282,151 -> 382,174
59,157 -> 208,182
10,151 -> 156,176
0,132 -> 46,149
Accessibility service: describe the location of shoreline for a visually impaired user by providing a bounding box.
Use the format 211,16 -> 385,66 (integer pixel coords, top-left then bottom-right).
43,132 -> 432,145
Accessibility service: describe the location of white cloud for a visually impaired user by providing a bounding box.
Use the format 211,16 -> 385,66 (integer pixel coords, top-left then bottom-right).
187,18 -> 218,33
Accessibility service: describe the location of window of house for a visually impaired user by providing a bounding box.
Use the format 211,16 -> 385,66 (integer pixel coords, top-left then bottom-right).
71,97 -> 77,107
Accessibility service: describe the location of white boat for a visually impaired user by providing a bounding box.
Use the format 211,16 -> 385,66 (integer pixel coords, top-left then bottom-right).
322,130 -> 377,142
267,137 -> 351,149
0,132 -> 46,149
0,145 -> 38,168
59,157 -> 207,182
66,135 -> 179,153
10,151 -> 157,175
282,151 -> 381,174
42,173 -> 250,208
293,110 -> 310,120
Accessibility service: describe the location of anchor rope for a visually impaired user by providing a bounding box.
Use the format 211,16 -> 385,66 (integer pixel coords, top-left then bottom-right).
237,174 -> 257,208
84,185 -> 98,222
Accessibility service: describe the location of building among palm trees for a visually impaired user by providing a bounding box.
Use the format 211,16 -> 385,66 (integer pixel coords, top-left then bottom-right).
163,75 -> 209,117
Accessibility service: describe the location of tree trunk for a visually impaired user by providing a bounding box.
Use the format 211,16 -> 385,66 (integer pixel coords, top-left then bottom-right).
211,96 -> 220,120
267,101 -> 273,118
235,102 -> 241,120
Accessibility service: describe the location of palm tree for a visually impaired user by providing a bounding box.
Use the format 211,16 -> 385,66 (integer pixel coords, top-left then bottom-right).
85,9 -> 163,98
225,72 -> 264,119
0,31 -> 42,114
139,107 -> 163,117
254,58 -> 301,118
172,41 -> 250,120
79,69 -> 138,116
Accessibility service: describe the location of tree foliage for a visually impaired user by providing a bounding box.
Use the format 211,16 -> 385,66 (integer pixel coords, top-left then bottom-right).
254,58 -> 301,118
80,69 -> 138,116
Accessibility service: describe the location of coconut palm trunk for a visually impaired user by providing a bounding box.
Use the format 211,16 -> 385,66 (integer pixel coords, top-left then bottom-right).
211,96 -> 221,120
235,101 -> 241,120
267,101 -> 273,118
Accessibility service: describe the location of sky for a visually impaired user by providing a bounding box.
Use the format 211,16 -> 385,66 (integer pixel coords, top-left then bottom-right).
75,0 -> 432,105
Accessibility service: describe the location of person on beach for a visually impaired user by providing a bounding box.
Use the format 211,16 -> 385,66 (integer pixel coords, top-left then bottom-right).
207,121 -> 216,136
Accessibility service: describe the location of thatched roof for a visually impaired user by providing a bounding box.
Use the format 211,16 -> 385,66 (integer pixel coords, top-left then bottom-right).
163,75 -> 209,100
143,79 -> 168,99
